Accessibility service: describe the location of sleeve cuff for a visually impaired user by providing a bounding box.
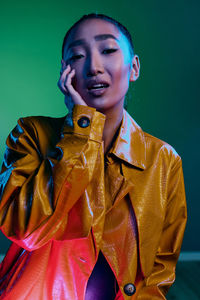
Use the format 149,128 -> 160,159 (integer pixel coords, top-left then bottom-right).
62,105 -> 106,142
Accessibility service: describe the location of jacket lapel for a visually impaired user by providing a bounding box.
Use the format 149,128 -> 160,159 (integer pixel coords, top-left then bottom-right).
111,109 -> 146,170
105,163 -> 134,214
107,109 -> 152,276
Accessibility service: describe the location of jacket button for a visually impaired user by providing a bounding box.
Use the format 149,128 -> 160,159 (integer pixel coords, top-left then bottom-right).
77,117 -> 90,128
124,283 -> 136,296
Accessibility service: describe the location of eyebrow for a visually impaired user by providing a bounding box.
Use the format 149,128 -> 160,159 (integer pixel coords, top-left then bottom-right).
67,34 -> 119,50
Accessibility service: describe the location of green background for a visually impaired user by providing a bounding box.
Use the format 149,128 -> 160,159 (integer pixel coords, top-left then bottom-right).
0,0 -> 199,253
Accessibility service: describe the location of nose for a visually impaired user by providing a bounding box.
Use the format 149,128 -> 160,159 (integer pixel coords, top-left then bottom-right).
86,50 -> 104,77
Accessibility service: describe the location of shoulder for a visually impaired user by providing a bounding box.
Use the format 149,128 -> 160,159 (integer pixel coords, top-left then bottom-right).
17,115 -> 65,133
14,115 -> 66,139
144,131 -> 181,161
125,111 -> 181,169
11,115 -> 66,156
142,130 -> 182,172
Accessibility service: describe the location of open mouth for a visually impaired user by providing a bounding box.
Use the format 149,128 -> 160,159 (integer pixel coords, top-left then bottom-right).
87,83 -> 109,91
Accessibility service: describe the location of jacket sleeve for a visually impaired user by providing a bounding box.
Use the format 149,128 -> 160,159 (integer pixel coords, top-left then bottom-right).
0,105 -> 105,251
136,155 -> 187,299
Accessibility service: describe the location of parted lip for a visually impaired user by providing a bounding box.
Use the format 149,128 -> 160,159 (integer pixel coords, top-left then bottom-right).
86,79 -> 110,90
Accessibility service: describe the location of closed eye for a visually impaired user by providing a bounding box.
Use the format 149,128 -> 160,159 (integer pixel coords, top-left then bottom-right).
102,48 -> 118,54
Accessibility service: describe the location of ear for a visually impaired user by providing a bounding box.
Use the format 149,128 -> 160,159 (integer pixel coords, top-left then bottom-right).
129,55 -> 140,82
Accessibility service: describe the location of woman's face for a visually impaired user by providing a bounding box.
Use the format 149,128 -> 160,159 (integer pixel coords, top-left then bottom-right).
62,18 -> 139,113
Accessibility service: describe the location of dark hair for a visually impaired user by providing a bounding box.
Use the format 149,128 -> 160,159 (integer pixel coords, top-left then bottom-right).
62,13 -> 134,59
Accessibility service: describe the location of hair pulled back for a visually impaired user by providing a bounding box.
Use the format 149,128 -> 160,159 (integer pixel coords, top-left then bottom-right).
62,13 -> 134,59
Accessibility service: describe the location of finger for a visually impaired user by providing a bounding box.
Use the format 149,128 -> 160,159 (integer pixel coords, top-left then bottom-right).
61,59 -> 67,69
60,60 -> 68,75
57,65 -> 71,94
64,69 -> 86,106
58,65 -> 87,106
57,79 -> 68,95
60,64 -> 71,82
64,69 -> 76,94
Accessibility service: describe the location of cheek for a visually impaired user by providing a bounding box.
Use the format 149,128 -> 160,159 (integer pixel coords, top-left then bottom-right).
112,60 -> 130,88
70,65 -> 83,89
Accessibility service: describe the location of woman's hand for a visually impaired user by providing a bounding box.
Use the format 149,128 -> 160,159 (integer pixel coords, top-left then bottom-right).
57,60 -> 87,110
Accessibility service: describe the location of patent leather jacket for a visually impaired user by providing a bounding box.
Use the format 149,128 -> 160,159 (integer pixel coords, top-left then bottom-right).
0,105 -> 187,299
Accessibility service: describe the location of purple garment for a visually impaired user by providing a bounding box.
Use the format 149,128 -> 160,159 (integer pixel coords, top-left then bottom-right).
85,251 -> 118,300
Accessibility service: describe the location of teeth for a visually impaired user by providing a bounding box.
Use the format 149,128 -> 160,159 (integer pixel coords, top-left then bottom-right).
89,83 -> 108,90
92,85 -> 104,89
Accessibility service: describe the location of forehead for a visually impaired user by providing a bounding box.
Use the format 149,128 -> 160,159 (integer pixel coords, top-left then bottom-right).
66,18 -> 123,44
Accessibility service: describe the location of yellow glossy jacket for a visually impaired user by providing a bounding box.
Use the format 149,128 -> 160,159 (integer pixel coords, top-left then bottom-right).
0,105 -> 187,299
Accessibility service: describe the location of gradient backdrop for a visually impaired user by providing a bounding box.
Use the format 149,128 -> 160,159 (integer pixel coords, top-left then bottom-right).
0,0 -> 199,253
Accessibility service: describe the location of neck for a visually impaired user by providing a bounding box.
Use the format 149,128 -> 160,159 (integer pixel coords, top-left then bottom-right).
100,103 -> 124,154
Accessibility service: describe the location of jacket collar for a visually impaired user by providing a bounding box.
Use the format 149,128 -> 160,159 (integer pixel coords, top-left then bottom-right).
110,109 -> 146,170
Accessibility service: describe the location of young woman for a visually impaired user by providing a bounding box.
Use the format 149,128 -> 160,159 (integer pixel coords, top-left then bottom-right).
0,13 -> 187,299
